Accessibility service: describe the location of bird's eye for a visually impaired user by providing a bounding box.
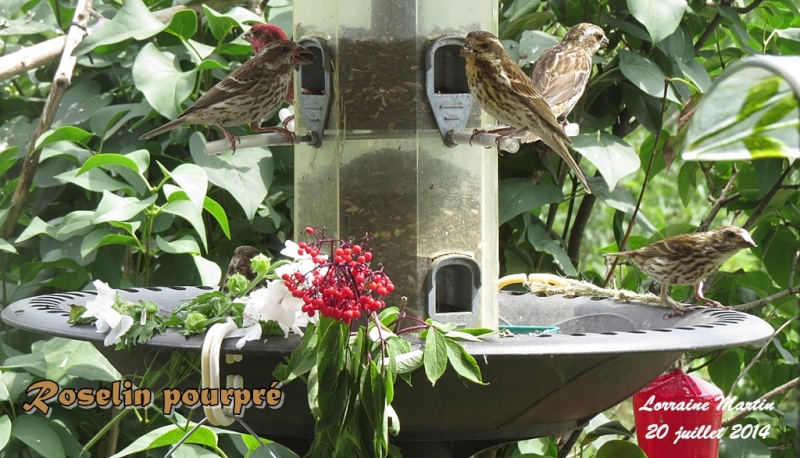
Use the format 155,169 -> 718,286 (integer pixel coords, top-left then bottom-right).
723,230 -> 737,239
281,45 -> 290,53
595,33 -> 604,39
480,42 -> 490,50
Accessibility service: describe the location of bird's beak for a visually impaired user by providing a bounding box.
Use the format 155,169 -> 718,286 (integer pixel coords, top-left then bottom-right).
742,233 -> 757,248
293,46 -> 314,65
600,35 -> 609,48
460,42 -> 475,58
242,30 -> 254,43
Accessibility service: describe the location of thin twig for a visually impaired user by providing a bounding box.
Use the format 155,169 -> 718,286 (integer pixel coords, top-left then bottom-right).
699,166 -> 740,231
603,79 -> 671,287
743,165 -> 793,230
695,0 -> 733,51
721,377 -> 799,427
726,317 -> 798,399
734,250 -> 799,312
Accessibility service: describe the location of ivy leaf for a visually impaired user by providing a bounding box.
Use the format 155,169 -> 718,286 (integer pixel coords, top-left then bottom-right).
526,223 -> 578,277
73,0 -> 167,55
498,179 -> 563,224
618,50 -> 679,103
627,0 -> 688,43
133,43 -> 197,120
189,134 -> 273,220
571,133 -> 640,191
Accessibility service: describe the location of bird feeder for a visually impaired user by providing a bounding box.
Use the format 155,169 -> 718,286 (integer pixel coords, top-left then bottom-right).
634,368 -> 724,458
292,0 -> 499,327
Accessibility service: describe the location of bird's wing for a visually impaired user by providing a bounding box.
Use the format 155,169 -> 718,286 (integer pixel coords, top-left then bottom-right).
531,47 -> 592,108
503,58 -> 571,141
179,60 -> 264,118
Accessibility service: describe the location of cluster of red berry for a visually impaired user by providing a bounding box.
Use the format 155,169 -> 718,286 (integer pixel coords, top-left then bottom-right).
282,228 -> 395,324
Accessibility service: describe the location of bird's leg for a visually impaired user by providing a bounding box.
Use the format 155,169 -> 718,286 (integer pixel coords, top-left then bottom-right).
281,114 -> 294,130
250,122 -> 295,142
659,283 -> 687,319
493,127 -> 524,149
694,280 -> 732,310
218,124 -> 240,152
469,126 -> 517,147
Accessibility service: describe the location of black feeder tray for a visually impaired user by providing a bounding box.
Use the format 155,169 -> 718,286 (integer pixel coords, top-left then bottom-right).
2,287 -> 774,456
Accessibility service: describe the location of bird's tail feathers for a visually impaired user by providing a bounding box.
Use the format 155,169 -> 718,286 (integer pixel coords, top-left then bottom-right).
139,118 -> 185,140
542,134 -> 591,194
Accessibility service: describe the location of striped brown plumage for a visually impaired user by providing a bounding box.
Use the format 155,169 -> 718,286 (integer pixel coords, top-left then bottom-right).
139,40 -> 312,151
604,226 -> 757,316
461,31 -> 591,193
219,245 -> 266,292
522,23 -> 607,144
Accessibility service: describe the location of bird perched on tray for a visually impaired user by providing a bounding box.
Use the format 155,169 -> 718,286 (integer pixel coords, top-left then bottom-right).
460,30 -> 591,193
242,23 -> 295,104
603,226 -> 757,317
139,40 -> 312,152
522,23 -> 608,143
219,246 -> 267,292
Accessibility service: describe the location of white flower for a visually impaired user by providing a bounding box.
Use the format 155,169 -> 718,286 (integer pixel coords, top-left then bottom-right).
233,280 -> 310,348
277,240 -> 326,280
81,280 -> 134,346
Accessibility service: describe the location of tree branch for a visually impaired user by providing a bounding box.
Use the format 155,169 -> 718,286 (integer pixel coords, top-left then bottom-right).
721,377 -> 799,427
0,0 -> 94,240
699,166 -> 739,231
742,165 -> 793,230
726,317 -> 797,400
694,0 -> 733,52
734,250 -> 799,312
0,0 -> 246,82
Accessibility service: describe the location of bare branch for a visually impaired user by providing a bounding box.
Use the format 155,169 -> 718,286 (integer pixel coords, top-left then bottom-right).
727,317 -> 798,399
699,166 -> 739,232
721,377 -> 799,427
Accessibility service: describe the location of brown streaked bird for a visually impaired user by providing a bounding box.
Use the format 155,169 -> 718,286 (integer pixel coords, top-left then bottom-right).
139,40 -> 312,152
604,226 -> 757,317
219,246 -> 266,292
241,23 -> 294,104
461,31 -> 591,193
522,23 -> 608,143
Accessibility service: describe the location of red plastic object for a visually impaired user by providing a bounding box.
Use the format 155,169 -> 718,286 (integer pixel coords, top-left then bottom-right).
633,368 -> 723,457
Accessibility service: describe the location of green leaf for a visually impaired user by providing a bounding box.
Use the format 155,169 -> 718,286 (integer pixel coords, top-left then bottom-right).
110,424 -> 218,457
739,77 -> 781,121
570,133 -> 640,191
43,338 -> 121,382
274,323 -> 318,383
81,230 -> 138,257
587,177 -> 656,232
627,0 -> 688,43
56,167 -> 130,193
719,437 -> 771,458
0,238 -> 18,254
11,416 -> 65,458
203,5 -> 242,41
133,43 -> 197,120
169,163 -> 208,213
78,153 -> 141,176
618,50 -> 679,103
74,0 -> 167,55
162,196 -> 209,251
93,191 -> 157,224
156,235 -> 201,255
526,223 -> 578,276
193,255 -> 223,287
166,9 -> 198,39
423,328 -> 447,385
35,126 -> 92,150
584,421 -> 634,441
707,350 -> 741,393
498,179 -> 563,225
203,196 -> 231,239
684,60 -> 800,161
444,339 -> 485,384
517,29 -> 559,66
190,134 -> 274,220
0,416 -> 10,451
595,439 -> 647,458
